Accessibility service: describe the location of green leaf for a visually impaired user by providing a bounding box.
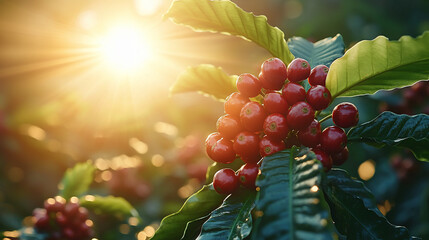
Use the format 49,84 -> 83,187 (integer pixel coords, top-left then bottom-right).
251,148 -> 334,240
170,64 -> 237,101
197,188 -> 256,240
323,169 -> 415,239
326,31 -> 429,98
59,162 -> 95,199
152,184 -> 225,240
347,112 -> 429,162
287,34 -> 345,68
164,0 -> 294,65
79,195 -> 138,218
205,157 -> 244,184
287,34 -> 345,90
181,216 -> 210,240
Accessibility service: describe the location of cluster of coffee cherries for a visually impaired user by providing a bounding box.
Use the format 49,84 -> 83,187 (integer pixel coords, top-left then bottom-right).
205,57 -> 359,195
33,196 -> 92,240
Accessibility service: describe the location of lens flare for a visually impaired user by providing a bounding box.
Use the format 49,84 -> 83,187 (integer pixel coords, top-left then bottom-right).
99,26 -> 152,73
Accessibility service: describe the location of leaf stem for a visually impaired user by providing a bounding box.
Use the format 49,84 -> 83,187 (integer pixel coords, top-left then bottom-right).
319,113 -> 332,123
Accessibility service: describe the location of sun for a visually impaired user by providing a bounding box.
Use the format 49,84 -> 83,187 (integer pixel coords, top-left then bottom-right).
99,25 -> 153,73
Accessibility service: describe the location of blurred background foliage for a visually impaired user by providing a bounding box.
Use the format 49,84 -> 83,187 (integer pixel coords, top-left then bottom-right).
0,0 -> 428,239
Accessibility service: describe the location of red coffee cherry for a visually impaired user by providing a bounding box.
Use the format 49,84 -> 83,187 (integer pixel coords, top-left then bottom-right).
321,126 -> 347,153
331,146 -> 349,166
205,132 -> 222,159
44,197 -> 65,213
233,132 -> 260,159
263,92 -> 289,115
312,149 -> 333,172
286,102 -> 315,130
287,58 -> 311,83
213,168 -> 239,194
237,73 -> 262,97
308,65 -> 329,86
63,202 -> 80,217
225,92 -> 249,117
210,138 -> 236,164
298,119 -> 321,148
216,114 -> 242,139
282,82 -> 306,106
306,85 -> 332,110
259,135 -> 286,157
332,102 -> 359,128
259,57 -> 287,90
240,101 -> 267,132
263,114 -> 289,140
34,213 -> 50,231
238,163 -> 259,189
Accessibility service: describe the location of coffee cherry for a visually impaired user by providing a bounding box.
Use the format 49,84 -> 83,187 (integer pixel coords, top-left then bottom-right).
259,135 -> 285,157
233,132 -> 260,159
63,202 -> 80,218
331,146 -> 349,166
210,138 -> 236,164
263,92 -> 289,115
44,197 -> 65,213
260,58 -> 287,90
62,227 -> 75,239
282,82 -> 306,106
213,168 -> 239,194
332,102 -> 359,128
287,58 -> 311,82
321,126 -> 347,153
225,92 -> 249,117
216,114 -> 242,139
237,73 -> 262,97
286,102 -> 315,130
55,212 -> 67,227
308,65 -> 329,86
238,163 -> 259,189
312,149 -> 333,172
298,119 -> 321,148
35,213 -> 50,231
306,85 -> 332,110
263,114 -> 289,140
240,101 -> 267,132
205,132 -> 222,159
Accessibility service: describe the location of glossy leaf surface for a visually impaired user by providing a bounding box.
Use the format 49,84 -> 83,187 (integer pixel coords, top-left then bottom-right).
197,188 -> 256,240
170,64 -> 237,101
164,0 -> 294,64
59,162 -> 95,199
347,112 -> 429,161
79,195 -> 138,218
326,31 -> 429,98
323,169 -> 415,239
152,184 -> 225,240
251,148 -> 333,240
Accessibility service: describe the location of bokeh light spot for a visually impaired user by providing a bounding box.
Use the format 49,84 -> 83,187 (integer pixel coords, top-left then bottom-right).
358,159 -> 376,181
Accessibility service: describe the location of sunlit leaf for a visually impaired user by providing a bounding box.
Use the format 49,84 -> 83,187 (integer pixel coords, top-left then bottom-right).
79,195 -> 138,218
251,148 -> 334,240
152,184 -> 225,240
170,64 -> 237,101
59,162 -> 95,199
326,31 -> 429,98
164,0 -> 294,65
323,169 -> 416,239
347,112 -> 429,162
197,188 -> 256,240
287,34 -> 345,90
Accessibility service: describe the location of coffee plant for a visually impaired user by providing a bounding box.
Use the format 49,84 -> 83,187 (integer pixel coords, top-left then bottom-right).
3,0 -> 429,239
150,0 -> 428,239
